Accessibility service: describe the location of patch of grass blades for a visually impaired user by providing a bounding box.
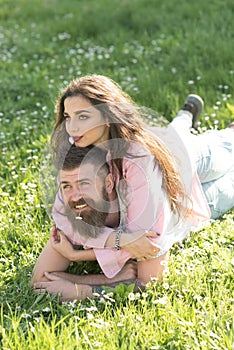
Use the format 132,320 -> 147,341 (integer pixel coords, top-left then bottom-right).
0,0 -> 233,348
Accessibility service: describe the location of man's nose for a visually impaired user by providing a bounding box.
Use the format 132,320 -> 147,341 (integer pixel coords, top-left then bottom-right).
71,187 -> 83,201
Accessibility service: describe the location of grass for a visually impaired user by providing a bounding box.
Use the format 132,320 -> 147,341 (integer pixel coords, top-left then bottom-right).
0,0 -> 234,348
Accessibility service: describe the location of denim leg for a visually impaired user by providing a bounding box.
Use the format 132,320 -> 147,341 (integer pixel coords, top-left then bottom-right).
171,111 -> 193,132
171,114 -> 234,217
171,114 -> 234,181
195,129 -> 234,183
202,166 -> 234,219
197,129 -> 234,218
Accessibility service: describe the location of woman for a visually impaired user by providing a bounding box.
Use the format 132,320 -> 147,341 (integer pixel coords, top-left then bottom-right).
32,75 -> 233,300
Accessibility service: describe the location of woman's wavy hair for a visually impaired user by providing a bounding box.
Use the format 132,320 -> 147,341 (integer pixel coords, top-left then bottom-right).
51,74 -> 189,216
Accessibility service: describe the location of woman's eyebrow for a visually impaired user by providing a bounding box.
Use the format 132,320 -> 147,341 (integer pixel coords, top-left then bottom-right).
74,109 -> 92,116
63,109 -> 92,116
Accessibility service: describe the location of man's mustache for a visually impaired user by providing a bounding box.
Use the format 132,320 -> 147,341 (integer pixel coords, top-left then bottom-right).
68,198 -> 100,211
69,198 -> 87,209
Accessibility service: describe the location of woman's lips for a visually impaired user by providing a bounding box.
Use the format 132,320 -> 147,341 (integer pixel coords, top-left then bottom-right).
73,136 -> 83,142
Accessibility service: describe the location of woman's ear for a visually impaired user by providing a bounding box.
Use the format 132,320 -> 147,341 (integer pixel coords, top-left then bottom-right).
104,115 -> 110,128
105,173 -> 114,193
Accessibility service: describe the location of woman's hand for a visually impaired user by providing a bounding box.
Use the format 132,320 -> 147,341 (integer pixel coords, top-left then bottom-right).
120,231 -> 161,260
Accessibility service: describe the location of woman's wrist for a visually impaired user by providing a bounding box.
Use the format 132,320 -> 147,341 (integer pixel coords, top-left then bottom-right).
105,231 -> 142,249
119,232 -> 142,247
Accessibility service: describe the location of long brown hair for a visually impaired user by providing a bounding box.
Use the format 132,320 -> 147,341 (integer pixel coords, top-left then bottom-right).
51,74 -> 189,216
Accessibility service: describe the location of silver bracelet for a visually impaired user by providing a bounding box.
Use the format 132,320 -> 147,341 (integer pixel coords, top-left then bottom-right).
115,227 -> 123,250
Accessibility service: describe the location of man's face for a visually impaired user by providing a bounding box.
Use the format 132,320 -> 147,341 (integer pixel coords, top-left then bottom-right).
59,163 -> 110,237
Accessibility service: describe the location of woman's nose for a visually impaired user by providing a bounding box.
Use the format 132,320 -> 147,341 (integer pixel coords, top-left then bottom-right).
69,118 -> 79,132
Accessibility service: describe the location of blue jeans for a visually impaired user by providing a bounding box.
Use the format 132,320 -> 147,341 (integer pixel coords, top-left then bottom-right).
171,112 -> 234,219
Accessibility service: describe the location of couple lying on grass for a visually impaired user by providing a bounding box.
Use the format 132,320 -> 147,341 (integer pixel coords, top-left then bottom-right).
31,75 -> 234,301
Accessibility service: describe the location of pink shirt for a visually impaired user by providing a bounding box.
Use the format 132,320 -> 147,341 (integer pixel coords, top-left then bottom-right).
52,125 -> 210,278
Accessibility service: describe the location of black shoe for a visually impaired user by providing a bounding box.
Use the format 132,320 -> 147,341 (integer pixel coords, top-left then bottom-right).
181,94 -> 204,129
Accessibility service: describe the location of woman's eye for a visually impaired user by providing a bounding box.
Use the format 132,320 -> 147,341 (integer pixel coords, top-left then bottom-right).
64,116 -> 70,121
79,114 -> 89,120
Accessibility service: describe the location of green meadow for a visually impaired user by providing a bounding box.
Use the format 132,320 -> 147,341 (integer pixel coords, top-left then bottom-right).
0,0 -> 233,348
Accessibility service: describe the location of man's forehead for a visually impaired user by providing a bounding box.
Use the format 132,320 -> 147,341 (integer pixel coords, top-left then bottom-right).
60,163 -> 97,182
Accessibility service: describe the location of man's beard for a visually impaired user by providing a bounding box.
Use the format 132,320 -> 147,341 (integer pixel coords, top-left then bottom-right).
65,188 -> 110,238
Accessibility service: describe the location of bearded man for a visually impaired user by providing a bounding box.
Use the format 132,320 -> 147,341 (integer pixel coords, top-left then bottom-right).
32,146 -> 161,301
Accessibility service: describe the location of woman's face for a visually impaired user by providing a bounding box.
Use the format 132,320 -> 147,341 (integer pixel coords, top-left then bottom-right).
64,95 -> 110,147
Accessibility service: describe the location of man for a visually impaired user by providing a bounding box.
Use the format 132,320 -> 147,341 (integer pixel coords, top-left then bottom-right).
32,146 -> 164,301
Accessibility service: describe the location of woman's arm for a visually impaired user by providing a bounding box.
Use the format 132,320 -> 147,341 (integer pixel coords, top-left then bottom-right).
122,149 -> 163,232
105,230 -> 161,260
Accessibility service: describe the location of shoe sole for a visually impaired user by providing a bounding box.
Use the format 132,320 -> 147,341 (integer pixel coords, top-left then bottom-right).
187,94 -> 204,128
